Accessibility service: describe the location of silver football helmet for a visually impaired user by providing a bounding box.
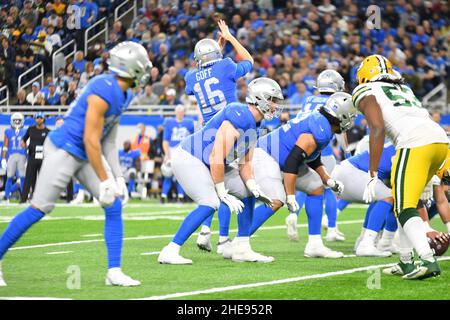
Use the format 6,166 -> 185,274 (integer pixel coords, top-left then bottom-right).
107,41 -> 153,87
323,92 -> 356,132
246,77 -> 284,121
194,39 -> 223,68
10,112 -> 24,130
316,69 -> 345,94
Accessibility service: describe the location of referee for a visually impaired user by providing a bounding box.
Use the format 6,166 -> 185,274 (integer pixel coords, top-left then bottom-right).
20,112 -> 50,203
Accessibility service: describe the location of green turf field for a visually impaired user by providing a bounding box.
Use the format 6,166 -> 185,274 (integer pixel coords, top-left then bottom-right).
0,200 -> 448,300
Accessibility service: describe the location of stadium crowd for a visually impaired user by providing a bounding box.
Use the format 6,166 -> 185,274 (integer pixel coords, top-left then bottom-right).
0,0 -> 448,109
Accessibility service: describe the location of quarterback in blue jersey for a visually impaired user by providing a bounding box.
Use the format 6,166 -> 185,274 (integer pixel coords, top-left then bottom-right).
247,92 -> 356,259
333,142 -> 398,257
161,105 -> 195,202
0,42 -> 152,288
184,20 -> 254,252
158,77 -> 284,265
1,113 -> 27,202
119,140 -> 141,196
286,70 -> 346,243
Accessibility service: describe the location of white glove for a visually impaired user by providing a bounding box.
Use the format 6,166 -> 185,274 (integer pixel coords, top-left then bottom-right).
215,182 -> 244,214
286,194 -> 299,213
99,178 -> 117,207
326,178 -> 344,194
245,179 -> 273,208
115,176 -> 129,206
363,172 -> 378,203
1,159 -> 6,170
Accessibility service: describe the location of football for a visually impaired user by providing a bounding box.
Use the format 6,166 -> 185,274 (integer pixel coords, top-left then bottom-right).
427,233 -> 450,256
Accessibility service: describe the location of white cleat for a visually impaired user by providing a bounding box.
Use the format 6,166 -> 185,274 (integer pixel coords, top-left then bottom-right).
196,232 -> 212,252
217,239 -> 232,255
158,245 -> 192,265
105,268 -> 141,287
325,229 -> 346,242
304,244 -> 344,258
232,248 -> 274,263
356,244 -> 392,257
221,239 -> 235,259
285,214 -> 299,241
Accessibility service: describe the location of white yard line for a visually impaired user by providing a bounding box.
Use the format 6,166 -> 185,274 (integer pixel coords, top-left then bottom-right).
140,251 -> 161,256
80,234 -> 102,237
45,251 -> 73,255
0,297 -> 72,300
135,256 -> 450,300
9,219 -> 364,251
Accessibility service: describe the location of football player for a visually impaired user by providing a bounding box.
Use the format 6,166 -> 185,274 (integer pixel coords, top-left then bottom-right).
119,140 -> 141,198
161,105 -> 195,203
245,92 -> 356,259
1,113 -> 27,203
184,19 -> 253,252
286,70 -> 346,242
0,42 -> 152,287
157,77 -> 283,264
354,54 -> 448,279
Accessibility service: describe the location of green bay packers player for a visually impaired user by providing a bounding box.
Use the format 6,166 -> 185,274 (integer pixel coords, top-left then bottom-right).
353,55 -> 449,280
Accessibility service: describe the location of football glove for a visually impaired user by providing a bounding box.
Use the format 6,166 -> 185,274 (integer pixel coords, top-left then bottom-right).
326,179 -> 344,194
363,172 -> 378,203
1,159 -> 6,170
99,178 -> 117,208
115,176 -> 129,207
245,179 -> 273,208
286,194 -> 299,214
215,182 -> 244,214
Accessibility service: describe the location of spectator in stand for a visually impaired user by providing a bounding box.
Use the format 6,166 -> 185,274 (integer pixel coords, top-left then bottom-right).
152,74 -> 171,98
72,51 -> 87,73
79,61 -> 94,88
59,92 -> 69,106
111,21 -> 125,42
160,88 -> 180,113
44,82 -> 60,105
1,37 -> 15,65
52,0 -> 66,16
96,0 -> 112,20
47,9 -> 59,28
125,28 -> 139,43
15,40 -> 34,79
30,31 -> 52,73
16,89 -> 29,106
34,0 -> 47,22
132,123 -> 151,162
26,82 -> 43,106
131,84 -> 160,107
66,80 -> 78,104
55,16 -> 68,43
20,1 -> 37,28
290,82 -> 312,106
415,54 -> 436,98
46,25 -> 61,49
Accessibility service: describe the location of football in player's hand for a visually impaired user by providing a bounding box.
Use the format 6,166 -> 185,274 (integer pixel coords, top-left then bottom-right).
427,231 -> 450,256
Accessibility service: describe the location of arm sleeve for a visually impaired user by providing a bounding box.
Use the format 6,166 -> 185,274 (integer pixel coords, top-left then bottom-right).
283,145 -> 308,174
234,60 -> 253,81
307,154 -> 323,170
101,122 -> 122,178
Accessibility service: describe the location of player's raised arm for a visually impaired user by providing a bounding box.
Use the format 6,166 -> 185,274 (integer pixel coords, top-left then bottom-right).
217,19 -> 254,65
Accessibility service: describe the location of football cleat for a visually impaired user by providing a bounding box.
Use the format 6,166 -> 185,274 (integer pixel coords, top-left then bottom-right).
217,239 -> 232,255
356,244 -> 392,257
285,214 -> 299,241
0,262 -> 6,287
382,261 -> 415,276
402,259 -> 441,280
105,268 -> 141,287
232,248 -> 274,263
304,243 -> 344,258
158,245 -> 192,265
325,229 -> 345,242
196,231 -> 212,252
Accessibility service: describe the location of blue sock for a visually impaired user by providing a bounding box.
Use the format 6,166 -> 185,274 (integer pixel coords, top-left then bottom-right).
363,202 -> 377,228
337,199 -> 350,212
161,177 -> 172,197
0,206 -> 44,259
237,197 -> 256,237
324,188 -> 337,228
218,203 -> 231,237
173,205 -> 215,246
295,191 -> 307,217
305,194 -> 323,235
19,176 -> 25,191
74,183 -> 80,193
427,201 -> 439,220
250,204 -> 276,235
366,200 -> 392,232
127,178 -> 135,194
202,213 -> 213,228
104,198 -> 123,269
385,209 -> 398,232
10,181 -> 19,194
176,182 -> 184,197
4,177 -> 13,199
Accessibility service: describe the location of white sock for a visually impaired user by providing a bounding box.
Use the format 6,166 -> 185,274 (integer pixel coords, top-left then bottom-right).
236,236 -> 250,244
308,234 -> 322,246
380,229 -> 396,243
360,229 -> 378,246
108,267 -> 121,273
219,236 -> 228,243
200,225 -> 210,233
167,242 -> 180,253
337,209 -> 341,217
289,213 -> 297,220
446,222 -> 450,234
403,216 -> 434,262
328,227 -> 336,233
397,224 -> 414,263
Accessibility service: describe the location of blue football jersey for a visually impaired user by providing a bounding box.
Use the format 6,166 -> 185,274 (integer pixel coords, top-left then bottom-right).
181,102 -> 257,166
119,149 -> 141,170
258,111 -> 333,171
163,118 -> 195,148
299,94 -> 334,157
5,128 -> 27,157
185,58 -> 252,123
348,141 -> 396,180
49,74 -> 133,160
